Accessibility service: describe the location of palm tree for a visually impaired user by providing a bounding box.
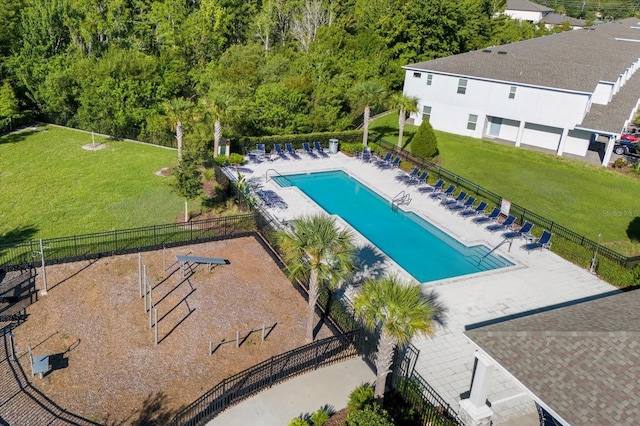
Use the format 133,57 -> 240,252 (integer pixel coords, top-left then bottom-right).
279,214 -> 355,342
390,93 -> 419,149
201,93 -> 233,157
162,97 -> 194,161
350,80 -> 387,146
353,276 -> 439,404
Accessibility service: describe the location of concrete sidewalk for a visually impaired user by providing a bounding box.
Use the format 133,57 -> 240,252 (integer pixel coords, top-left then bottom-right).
207,358 -> 375,425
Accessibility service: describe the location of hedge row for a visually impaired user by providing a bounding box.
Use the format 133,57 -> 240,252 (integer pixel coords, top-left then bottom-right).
234,130 -> 363,153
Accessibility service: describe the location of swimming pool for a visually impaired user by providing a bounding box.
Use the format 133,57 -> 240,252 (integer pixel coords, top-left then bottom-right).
274,170 -> 512,283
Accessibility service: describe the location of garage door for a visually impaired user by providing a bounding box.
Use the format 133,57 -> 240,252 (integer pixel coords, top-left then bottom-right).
521,123 -> 562,151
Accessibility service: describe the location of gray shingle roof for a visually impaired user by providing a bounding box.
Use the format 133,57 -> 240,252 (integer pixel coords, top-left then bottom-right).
404,18 -> 640,93
465,289 -> 640,425
506,0 -> 553,12
541,13 -> 586,27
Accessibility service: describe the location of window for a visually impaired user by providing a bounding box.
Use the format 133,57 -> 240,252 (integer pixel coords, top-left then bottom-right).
467,114 -> 478,130
413,72 -> 421,78
509,86 -> 517,99
422,106 -> 432,121
426,74 -> 433,86
457,79 -> 467,94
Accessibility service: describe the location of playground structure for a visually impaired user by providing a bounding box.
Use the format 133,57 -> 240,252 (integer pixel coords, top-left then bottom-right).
209,322 -> 277,355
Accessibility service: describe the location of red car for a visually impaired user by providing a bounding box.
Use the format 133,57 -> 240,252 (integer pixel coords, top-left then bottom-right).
620,133 -> 640,142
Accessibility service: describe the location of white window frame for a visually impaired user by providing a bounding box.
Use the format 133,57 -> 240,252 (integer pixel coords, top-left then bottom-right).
457,79 -> 468,94
426,74 -> 433,86
422,106 -> 432,121
509,86 -> 517,99
467,114 -> 478,130
413,72 -> 422,78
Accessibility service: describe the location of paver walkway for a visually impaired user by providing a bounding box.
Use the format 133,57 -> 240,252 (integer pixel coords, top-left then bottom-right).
207,358 -> 375,426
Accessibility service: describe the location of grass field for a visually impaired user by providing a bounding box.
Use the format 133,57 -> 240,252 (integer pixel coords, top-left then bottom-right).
371,114 -> 640,255
0,125 -> 184,245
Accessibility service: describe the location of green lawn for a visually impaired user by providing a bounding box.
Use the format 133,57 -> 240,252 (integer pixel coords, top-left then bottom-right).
0,125 -> 184,245
371,115 -> 640,256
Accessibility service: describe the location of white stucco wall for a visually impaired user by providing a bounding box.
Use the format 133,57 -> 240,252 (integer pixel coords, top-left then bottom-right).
404,70 -> 590,139
503,10 -> 543,22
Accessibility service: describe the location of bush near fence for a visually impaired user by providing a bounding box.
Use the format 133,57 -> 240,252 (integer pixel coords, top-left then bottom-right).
369,137 -> 639,275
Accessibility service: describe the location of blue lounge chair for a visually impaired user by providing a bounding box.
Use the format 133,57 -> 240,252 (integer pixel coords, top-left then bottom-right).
472,207 -> 500,224
302,142 -> 317,158
521,230 -> 552,252
409,171 -> 428,186
502,221 -> 534,240
459,200 -> 487,218
430,184 -> 455,200
418,178 -> 444,194
388,157 -> 401,168
448,196 -> 475,212
486,214 -> 516,233
285,143 -> 300,159
256,143 -> 266,153
441,191 -> 467,207
396,167 -> 419,183
374,152 -> 392,168
273,144 -> 287,159
361,148 -> 372,162
313,141 -> 329,157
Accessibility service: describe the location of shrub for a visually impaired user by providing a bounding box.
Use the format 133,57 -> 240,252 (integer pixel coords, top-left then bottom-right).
340,142 -> 364,155
310,408 -> 330,426
288,417 -> 309,426
347,384 -> 375,412
410,119 -> 438,159
626,217 -> 640,242
344,404 -> 394,426
613,157 -> 629,168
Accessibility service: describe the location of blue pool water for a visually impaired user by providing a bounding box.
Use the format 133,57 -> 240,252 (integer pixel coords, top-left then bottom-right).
274,170 -> 512,283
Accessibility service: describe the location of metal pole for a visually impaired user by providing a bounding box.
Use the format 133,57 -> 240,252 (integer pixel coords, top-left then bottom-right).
149,280 -> 153,328
9,332 -> 15,361
262,323 -> 265,341
154,308 -> 158,345
236,331 -> 240,348
163,245 -> 166,271
143,265 -> 148,313
138,253 -> 142,298
209,341 -> 212,356
39,239 -> 48,295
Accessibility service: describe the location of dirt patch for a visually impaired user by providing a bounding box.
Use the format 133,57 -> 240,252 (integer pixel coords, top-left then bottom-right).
82,143 -> 107,151
12,236 -> 332,424
155,167 -> 171,177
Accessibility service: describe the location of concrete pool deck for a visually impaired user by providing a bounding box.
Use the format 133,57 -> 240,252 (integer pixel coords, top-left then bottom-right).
228,150 -> 618,424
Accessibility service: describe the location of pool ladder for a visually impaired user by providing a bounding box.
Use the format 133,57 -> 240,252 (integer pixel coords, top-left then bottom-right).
391,190 -> 412,211
478,238 -> 512,266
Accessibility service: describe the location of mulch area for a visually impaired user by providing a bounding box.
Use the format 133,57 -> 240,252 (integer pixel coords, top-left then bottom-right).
11,236 -> 333,424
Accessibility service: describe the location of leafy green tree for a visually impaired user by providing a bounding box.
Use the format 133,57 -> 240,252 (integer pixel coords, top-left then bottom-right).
162,97 -> 195,161
171,154 -> 202,222
389,93 -> 418,148
278,214 -> 355,342
411,118 -> 438,159
353,276 -> 438,403
350,80 -> 386,146
0,82 -> 21,131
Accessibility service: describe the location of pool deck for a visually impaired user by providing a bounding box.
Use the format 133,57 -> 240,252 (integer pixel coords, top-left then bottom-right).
230,151 -> 617,424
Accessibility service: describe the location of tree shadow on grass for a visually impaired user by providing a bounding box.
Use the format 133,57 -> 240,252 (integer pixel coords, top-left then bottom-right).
0,129 -> 38,146
0,225 -> 39,246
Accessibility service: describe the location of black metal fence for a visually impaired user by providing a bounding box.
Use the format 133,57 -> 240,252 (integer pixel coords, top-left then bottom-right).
389,344 -> 462,426
0,215 -> 257,271
167,329 -> 365,426
370,137 -> 637,268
